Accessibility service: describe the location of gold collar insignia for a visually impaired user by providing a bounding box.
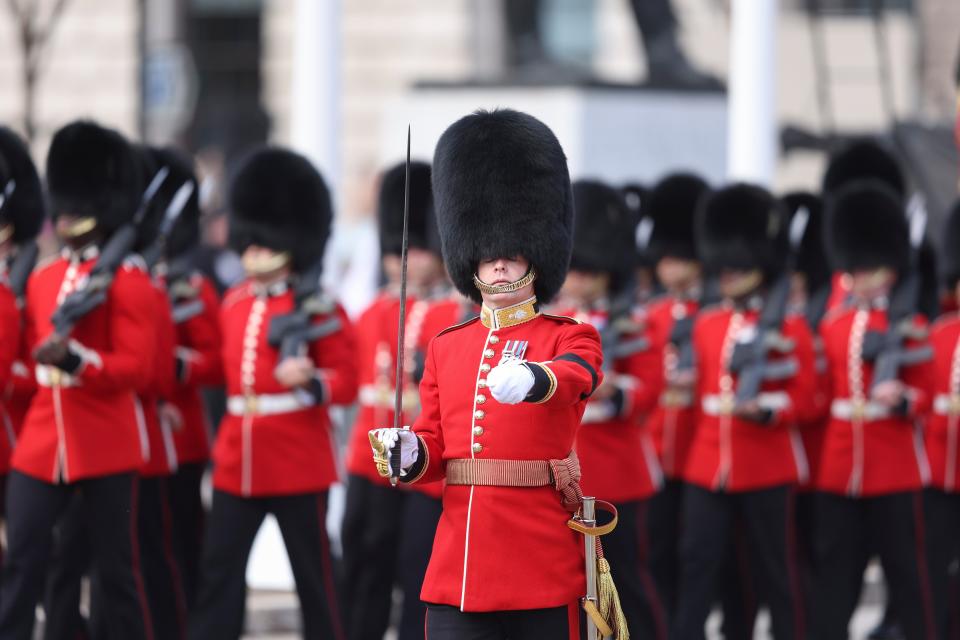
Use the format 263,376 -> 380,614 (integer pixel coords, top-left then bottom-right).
480,296 -> 540,330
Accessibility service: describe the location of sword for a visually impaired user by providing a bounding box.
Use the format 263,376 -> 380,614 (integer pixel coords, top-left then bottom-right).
389,125 -> 412,486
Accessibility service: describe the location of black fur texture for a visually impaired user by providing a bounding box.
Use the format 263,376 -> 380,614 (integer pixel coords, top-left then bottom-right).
941,199 -> 960,289
228,146 -> 332,271
646,172 -> 709,262
696,183 -> 788,276
570,179 -> 636,280
824,179 -> 908,273
377,160 -> 439,256
0,127 -> 44,242
822,138 -> 905,197
431,109 -> 573,303
46,120 -> 143,235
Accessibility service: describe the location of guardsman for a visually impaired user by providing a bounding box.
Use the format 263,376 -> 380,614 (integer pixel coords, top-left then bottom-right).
552,179 -> 666,639
812,180 -> 935,640
926,199 -> 960,639
672,184 -> 816,640
150,147 -> 223,612
0,121 -> 155,639
0,126 -> 44,515
821,138 -> 908,314
780,191 -> 833,610
638,172 -> 709,624
369,109 -> 604,638
341,160 -> 445,640
188,147 -> 357,640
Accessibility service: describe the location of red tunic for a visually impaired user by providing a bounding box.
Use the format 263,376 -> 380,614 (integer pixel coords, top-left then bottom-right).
14,252 -> 155,483
139,282 -> 178,477
555,304 -> 662,503
683,305 -> 816,492
213,280 -> 358,497
0,281 -> 21,474
644,295 -> 700,480
923,313 -> 960,491
169,274 -> 223,464
815,306 -> 932,496
407,301 -> 603,612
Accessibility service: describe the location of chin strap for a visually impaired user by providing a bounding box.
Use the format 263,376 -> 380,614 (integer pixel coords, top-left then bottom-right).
473,268 -> 536,295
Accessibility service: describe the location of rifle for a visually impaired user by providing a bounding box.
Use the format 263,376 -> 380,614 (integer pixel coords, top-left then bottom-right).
868,194 -> 933,390
141,179 -> 196,273
266,256 -> 341,360
50,167 -> 170,338
599,284 -> 647,369
729,207 -> 810,405
669,276 -> 720,374
7,240 -> 38,303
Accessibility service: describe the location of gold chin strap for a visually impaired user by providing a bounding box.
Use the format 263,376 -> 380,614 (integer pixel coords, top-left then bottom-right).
472,268 -> 537,295
242,251 -> 291,276
61,217 -> 97,239
724,270 -> 763,299
0,225 -> 12,244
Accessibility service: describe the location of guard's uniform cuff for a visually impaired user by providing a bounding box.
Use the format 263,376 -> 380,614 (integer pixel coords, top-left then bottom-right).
523,362 -> 557,404
400,436 -> 429,484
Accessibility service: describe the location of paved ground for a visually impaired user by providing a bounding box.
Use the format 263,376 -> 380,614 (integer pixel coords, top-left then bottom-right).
241,574 -> 888,639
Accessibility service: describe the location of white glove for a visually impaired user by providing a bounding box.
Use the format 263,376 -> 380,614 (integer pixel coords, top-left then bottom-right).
368,427 -> 419,477
486,360 -> 535,404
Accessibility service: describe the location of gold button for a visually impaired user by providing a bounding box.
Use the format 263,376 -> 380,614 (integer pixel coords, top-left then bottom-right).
484,348 -> 495,358
475,394 -> 486,404
472,443 -> 483,454
489,335 -> 500,344
480,364 -> 491,373
477,379 -> 487,389
474,409 -> 485,420
473,426 -> 484,436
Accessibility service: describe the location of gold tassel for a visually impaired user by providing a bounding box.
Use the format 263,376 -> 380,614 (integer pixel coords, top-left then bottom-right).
597,556 -> 630,640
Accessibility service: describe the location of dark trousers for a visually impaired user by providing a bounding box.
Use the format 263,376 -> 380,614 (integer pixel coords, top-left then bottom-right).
397,491 -> 442,640
43,492 -> 90,640
601,500 -> 667,640
166,462 -> 205,611
925,489 -> 960,640
811,491 -> 935,640
672,484 -> 804,640
341,475 -> 442,640
0,471 -> 150,640
424,603 -> 582,640
43,476 -> 188,640
187,489 -> 344,640
341,475 -> 404,640
138,476 -> 188,640
648,479 -> 684,624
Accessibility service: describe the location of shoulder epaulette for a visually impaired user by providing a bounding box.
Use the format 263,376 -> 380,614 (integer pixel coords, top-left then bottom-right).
436,316 -> 480,337
542,313 -> 582,325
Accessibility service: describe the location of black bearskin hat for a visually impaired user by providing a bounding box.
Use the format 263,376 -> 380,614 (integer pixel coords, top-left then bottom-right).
645,172 -> 709,262
432,109 -> 573,303
46,121 -> 143,236
696,183 -> 788,276
941,199 -> 960,289
0,127 -> 44,243
228,146 -> 332,271
822,138 -> 905,198
148,146 -> 200,260
825,180 -> 908,273
569,180 -> 636,282
377,160 -> 439,256
782,191 -> 830,293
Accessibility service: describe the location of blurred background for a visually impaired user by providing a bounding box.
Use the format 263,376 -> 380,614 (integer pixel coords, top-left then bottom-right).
1,1 -> 959,637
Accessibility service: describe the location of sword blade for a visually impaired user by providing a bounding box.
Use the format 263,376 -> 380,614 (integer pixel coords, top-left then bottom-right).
390,125 -> 412,485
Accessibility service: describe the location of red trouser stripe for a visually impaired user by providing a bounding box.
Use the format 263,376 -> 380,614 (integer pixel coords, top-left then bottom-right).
318,493 -> 346,640
131,477 -> 155,640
